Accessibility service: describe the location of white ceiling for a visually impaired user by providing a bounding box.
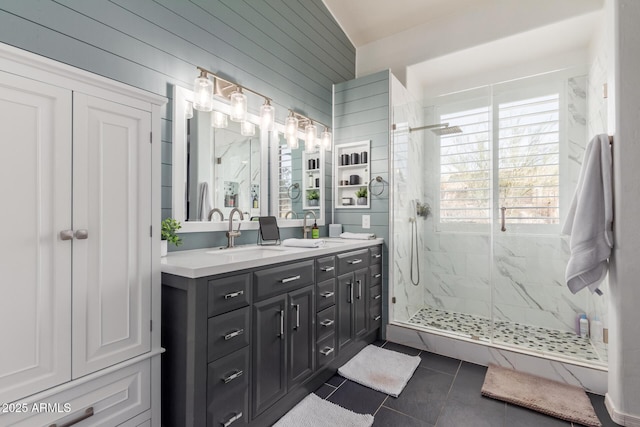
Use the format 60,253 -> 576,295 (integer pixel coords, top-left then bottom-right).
322,0 -> 492,47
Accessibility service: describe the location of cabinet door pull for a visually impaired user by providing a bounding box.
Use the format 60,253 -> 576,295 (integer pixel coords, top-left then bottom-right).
222,369 -> 244,384
320,266 -> 334,272
281,275 -> 301,283
74,229 -> 89,240
279,310 -> 284,338
374,315 -> 381,321
347,259 -> 362,265
372,254 -> 381,259
357,280 -> 362,299
222,412 -> 243,427
224,329 -> 244,341
320,347 -> 334,356
347,282 -> 353,304
320,319 -> 334,327
50,407 -> 94,427
224,290 -> 244,299
293,304 -> 300,329
321,291 -> 334,298
374,273 -> 382,279
373,294 -> 381,300
59,229 -> 74,241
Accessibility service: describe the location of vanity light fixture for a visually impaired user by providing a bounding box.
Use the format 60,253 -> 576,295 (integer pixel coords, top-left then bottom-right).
287,134 -> 299,149
304,122 -> 317,153
241,121 -> 255,136
212,111 -> 228,129
193,69 -> 214,112
185,101 -> 194,119
229,87 -> 247,122
285,111 -> 299,138
321,127 -> 332,151
193,66 -> 275,132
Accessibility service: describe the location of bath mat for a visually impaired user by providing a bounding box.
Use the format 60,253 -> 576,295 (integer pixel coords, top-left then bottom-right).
273,393 -> 373,427
338,344 -> 421,397
481,364 -> 601,427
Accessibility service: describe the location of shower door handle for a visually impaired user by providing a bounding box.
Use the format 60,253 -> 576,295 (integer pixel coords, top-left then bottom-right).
500,206 -> 507,232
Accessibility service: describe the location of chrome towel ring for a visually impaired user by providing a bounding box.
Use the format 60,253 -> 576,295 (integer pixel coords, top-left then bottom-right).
287,183 -> 301,199
368,176 -> 385,196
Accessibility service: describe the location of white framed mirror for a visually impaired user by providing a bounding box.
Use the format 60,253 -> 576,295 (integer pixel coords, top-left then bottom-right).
172,85 -> 268,232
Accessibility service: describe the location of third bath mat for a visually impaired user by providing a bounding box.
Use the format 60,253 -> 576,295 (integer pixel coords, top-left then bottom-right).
338,344 -> 420,397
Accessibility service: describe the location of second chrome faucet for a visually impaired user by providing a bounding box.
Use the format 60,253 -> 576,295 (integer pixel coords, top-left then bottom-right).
226,208 -> 244,248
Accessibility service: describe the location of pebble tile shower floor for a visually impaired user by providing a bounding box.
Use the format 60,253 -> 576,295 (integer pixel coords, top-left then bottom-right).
407,306 -> 608,364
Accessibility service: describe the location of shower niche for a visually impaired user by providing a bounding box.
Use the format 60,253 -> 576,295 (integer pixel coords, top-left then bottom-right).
334,140 -> 370,208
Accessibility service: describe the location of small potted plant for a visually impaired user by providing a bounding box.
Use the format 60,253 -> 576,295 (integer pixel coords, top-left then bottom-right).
161,218 -> 182,256
356,187 -> 368,205
307,190 -> 320,207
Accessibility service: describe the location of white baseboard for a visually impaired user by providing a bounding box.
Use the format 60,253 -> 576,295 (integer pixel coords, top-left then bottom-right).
605,393 -> 640,426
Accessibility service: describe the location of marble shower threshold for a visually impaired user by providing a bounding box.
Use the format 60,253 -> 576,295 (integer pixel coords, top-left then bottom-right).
406,306 -> 608,366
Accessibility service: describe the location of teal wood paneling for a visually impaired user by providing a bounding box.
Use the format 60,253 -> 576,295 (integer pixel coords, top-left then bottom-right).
0,0 -> 353,250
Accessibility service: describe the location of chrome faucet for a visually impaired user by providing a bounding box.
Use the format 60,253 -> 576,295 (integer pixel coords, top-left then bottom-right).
226,208 -> 244,248
208,208 -> 224,221
302,210 -> 317,239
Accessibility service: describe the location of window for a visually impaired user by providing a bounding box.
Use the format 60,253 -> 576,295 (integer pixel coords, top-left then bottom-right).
438,79 -> 564,229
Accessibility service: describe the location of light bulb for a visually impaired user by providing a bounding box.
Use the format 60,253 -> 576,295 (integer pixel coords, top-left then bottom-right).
260,101 -> 275,131
241,121 -> 255,136
193,72 -> 213,112
229,88 -> 247,122
305,123 -> 317,153
321,128 -> 332,151
212,111 -> 228,129
185,101 -> 194,119
287,135 -> 299,149
285,115 -> 298,138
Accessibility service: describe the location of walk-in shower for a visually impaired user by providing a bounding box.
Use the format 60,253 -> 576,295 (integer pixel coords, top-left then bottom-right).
388,70 -> 608,369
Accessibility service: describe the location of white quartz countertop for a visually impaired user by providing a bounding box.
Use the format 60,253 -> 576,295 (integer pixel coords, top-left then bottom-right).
160,238 -> 384,278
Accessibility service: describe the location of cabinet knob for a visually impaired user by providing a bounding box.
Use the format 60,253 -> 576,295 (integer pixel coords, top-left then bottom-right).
59,229 -> 74,241
75,229 -> 89,240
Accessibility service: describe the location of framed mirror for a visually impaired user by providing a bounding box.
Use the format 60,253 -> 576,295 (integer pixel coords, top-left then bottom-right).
172,86 -> 268,232
270,132 -> 324,226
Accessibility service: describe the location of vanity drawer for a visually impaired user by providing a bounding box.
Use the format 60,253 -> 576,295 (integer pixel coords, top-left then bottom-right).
316,278 -> 336,312
370,264 -> 382,287
207,385 -> 248,427
208,307 -> 250,362
0,360 -> 150,427
317,333 -> 336,369
207,347 -> 249,400
369,246 -> 382,264
208,273 -> 251,317
316,306 -> 336,342
370,303 -> 382,329
253,260 -> 314,301
337,249 -> 369,275
316,255 -> 336,282
370,284 -> 382,305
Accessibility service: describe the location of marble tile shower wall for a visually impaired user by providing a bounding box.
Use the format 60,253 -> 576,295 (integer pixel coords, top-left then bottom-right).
418,75 -> 592,334
391,76 -> 424,322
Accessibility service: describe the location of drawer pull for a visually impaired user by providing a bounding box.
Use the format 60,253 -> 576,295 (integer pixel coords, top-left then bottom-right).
224,290 -> 244,299
222,369 -> 244,384
321,291 -> 335,298
374,273 -> 382,279
357,280 -> 362,299
372,254 -> 382,259
320,347 -> 334,356
347,259 -> 362,265
222,412 -> 243,427
373,294 -> 381,300
374,315 -> 381,321
281,275 -> 301,283
320,319 -> 334,327
50,407 -> 94,427
224,329 -> 244,341
321,266 -> 334,272
279,310 -> 285,339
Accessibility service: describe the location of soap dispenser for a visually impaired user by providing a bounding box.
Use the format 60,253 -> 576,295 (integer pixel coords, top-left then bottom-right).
311,221 -> 319,239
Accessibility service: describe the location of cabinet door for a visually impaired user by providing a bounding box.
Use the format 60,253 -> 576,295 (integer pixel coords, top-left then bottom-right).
337,274 -> 354,351
72,93 -> 152,378
288,286 -> 314,387
252,295 -> 287,417
0,72 -> 72,403
354,268 -> 368,338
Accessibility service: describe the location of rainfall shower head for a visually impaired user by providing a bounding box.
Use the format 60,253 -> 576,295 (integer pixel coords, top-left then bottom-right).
407,122 -> 463,135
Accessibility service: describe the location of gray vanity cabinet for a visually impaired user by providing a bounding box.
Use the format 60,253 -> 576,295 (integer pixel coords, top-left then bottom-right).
337,249 -> 370,351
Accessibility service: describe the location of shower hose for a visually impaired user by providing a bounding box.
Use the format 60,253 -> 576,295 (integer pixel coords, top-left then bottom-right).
410,217 -> 420,286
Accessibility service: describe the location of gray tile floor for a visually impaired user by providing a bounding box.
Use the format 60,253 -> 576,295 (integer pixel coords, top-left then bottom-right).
313,341 -> 620,427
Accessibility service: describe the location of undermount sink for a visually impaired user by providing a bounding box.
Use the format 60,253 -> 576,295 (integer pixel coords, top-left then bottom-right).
205,245 -> 290,261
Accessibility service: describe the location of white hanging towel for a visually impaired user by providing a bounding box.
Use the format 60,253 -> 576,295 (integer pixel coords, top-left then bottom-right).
198,182 -> 213,221
562,134 -> 613,295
